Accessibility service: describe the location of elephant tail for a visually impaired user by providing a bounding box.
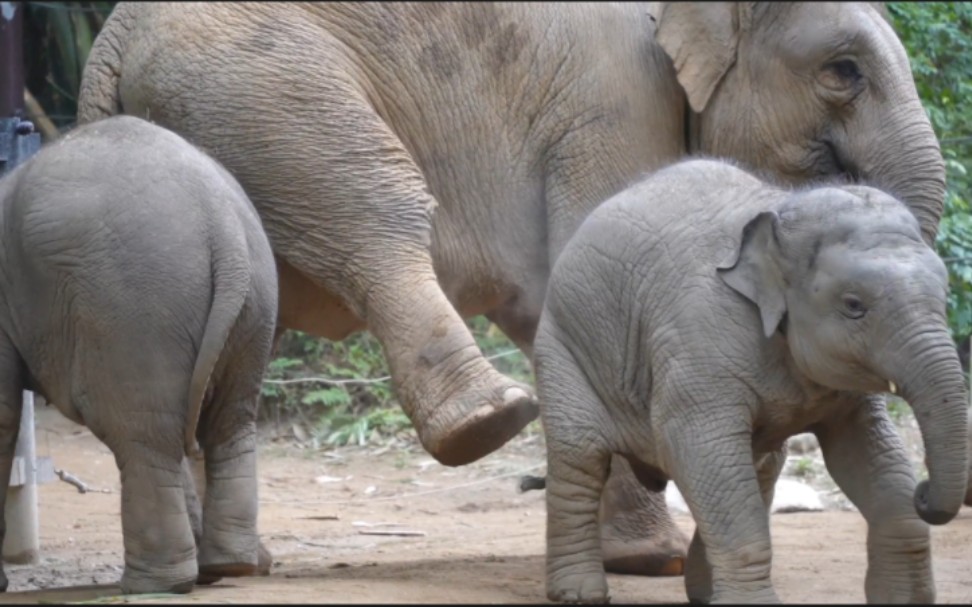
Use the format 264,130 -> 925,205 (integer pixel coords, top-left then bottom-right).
184,214 -> 253,459
78,3 -> 137,123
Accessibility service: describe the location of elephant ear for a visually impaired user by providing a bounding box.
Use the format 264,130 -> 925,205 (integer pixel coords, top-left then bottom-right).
655,2 -> 752,113
869,3 -> 891,24
717,211 -> 787,338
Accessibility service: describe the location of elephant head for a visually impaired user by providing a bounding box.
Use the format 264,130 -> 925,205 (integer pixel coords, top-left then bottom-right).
719,186 -> 968,525
656,2 -> 946,246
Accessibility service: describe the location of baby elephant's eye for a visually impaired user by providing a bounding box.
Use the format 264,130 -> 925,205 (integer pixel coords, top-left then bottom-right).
840,294 -> 867,319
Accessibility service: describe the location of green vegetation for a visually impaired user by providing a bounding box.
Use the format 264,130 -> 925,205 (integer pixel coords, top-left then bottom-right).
17,2 -> 970,446
889,3 -> 972,344
791,457 -> 816,479
260,318 -> 531,447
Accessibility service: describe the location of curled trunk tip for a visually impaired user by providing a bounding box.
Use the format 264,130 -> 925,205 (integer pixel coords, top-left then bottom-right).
914,479 -> 959,525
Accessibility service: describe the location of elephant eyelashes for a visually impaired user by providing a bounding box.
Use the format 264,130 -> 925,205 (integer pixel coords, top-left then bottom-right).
840,294 -> 867,319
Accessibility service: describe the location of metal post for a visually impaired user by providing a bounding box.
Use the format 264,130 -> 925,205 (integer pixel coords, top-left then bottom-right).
2,393 -> 37,564
0,0 -> 42,566
0,2 -> 24,118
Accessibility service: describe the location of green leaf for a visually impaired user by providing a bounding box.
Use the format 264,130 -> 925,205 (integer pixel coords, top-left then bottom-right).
301,387 -> 351,407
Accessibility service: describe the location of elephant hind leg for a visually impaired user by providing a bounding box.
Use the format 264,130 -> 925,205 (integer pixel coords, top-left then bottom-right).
183,453 -> 272,585
0,337 -> 24,592
193,398 -> 260,580
240,80 -> 537,466
111,425 -> 197,594
598,455 -> 689,578
191,305 -> 275,581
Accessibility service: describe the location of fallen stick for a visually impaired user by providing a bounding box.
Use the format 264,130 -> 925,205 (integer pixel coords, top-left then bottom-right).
300,515 -> 340,521
357,529 -> 426,537
55,468 -> 91,493
55,468 -> 111,494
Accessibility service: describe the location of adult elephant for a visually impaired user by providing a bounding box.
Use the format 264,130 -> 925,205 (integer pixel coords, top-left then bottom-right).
78,2 -> 946,576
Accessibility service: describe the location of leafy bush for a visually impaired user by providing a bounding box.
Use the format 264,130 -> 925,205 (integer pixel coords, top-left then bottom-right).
260,320 -> 529,447
889,2 -> 972,344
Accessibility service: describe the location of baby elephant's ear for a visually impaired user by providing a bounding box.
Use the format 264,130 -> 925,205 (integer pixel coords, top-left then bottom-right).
717,211 -> 787,338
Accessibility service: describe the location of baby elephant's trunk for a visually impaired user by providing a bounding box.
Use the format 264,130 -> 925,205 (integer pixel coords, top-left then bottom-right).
890,331 -> 969,525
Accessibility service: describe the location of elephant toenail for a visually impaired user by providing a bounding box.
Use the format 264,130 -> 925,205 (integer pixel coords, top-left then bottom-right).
503,387 -> 529,404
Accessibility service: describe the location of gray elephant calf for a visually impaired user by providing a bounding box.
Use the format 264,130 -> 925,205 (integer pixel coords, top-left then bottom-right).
535,159 -> 968,604
0,116 -> 278,594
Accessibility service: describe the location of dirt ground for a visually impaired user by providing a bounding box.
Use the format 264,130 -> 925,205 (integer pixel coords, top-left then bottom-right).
2,405 -> 972,604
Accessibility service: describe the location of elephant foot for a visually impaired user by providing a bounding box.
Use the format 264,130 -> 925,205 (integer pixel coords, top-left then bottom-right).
256,541 -> 273,575
601,535 -> 686,576
198,540 -> 271,585
195,570 -> 222,586
197,533 -> 260,583
198,562 -> 258,580
599,456 -> 689,576
417,374 -> 539,467
547,568 -> 610,604
120,562 -> 197,595
711,586 -> 779,604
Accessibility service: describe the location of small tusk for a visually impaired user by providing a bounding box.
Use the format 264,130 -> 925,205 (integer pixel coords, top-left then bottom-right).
888,381 -> 898,395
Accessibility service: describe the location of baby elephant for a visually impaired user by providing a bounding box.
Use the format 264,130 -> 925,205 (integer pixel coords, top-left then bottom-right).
536,159 -> 968,604
0,116 -> 278,594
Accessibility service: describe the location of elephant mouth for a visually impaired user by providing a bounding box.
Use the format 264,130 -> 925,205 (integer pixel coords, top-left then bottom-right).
822,139 -> 862,184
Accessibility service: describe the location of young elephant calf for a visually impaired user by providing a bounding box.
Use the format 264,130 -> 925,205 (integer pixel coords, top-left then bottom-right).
536,159 -> 968,604
0,116 -> 278,594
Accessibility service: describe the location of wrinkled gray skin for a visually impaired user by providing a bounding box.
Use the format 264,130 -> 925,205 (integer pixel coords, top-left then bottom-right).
535,158 -> 968,604
0,116 -> 278,594
77,2 -> 947,576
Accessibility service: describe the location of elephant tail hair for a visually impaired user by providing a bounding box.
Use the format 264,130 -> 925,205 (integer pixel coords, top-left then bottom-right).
518,474 -> 547,493
183,216 -> 252,459
77,3 -> 137,124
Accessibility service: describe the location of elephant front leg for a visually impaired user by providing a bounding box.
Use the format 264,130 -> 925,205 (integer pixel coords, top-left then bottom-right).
667,418 -> 778,604
259,92 -> 538,468
546,443 -> 611,604
815,396 -> 934,603
598,455 -> 689,577
538,343 -> 612,603
684,448 -> 786,604
372,272 -> 539,467
0,340 -> 24,592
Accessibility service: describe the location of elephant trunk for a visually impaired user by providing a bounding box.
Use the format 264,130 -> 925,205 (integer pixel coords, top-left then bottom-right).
852,99 -> 947,247
886,327 -> 969,525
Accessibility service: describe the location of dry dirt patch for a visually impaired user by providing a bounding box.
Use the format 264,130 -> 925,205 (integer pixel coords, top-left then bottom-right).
1,405 -> 972,604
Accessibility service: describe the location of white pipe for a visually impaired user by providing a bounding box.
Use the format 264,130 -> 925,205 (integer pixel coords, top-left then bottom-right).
2,390 -> 39,564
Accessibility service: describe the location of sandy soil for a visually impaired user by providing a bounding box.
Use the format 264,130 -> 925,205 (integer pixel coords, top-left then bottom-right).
1,405 -> 972,604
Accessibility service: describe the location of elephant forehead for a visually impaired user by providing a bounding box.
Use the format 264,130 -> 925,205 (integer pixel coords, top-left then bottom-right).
771,3 -> 907,68
811,242 -> 948,296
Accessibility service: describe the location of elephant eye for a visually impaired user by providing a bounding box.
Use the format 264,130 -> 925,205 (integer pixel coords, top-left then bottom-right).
840,294 -> 867,319
828,59 -> 861,81
819,59 -> 863,93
